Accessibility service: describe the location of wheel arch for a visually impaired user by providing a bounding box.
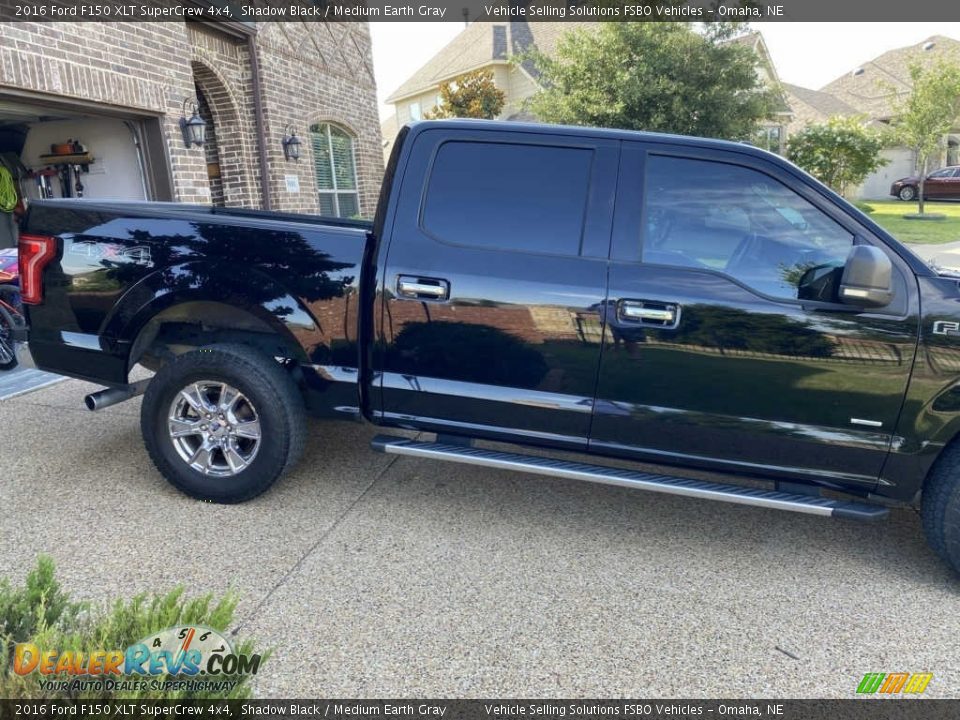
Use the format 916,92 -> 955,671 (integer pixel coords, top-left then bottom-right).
882,401 -> 960,505
112,261 -> 325,373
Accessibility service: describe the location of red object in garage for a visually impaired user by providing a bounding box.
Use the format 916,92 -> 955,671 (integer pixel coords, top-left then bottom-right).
0,247 -> 18,283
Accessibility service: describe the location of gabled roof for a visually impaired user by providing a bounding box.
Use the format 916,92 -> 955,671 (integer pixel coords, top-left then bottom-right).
385,21 -> 598,103
820,35 -> 960,120
727,31 -> 792,115
782,82 -> 859,120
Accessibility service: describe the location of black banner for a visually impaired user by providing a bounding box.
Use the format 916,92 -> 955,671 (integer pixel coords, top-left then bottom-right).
1,700 -> 959,720
1,0 -> 960,23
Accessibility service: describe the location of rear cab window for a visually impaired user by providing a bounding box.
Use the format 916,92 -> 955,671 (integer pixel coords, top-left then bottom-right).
421,141 -> 594,257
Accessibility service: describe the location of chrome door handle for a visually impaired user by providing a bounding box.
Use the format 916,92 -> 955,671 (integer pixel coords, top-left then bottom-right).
618,300 -> 681,328
622,305 -> 675,322
397,276 -> 450,300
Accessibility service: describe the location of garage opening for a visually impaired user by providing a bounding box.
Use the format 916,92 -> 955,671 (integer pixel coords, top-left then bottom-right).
0,94 -> 172,250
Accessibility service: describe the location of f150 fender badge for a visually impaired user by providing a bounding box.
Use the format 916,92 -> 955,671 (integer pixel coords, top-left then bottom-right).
933,320 -> 960,336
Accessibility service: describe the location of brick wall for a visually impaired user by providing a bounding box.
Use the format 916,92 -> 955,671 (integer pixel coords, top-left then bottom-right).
0,21 -> 383,215
0,21 -> 207,203
187,24 -> 260,208
195,86 -> 225,207
255,23 -> 383,216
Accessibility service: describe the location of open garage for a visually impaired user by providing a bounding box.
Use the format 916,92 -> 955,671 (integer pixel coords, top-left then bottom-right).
0,92 -> 173,249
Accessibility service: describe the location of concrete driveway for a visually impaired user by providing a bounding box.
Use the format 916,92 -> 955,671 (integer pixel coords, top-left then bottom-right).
1,378 -> 958,698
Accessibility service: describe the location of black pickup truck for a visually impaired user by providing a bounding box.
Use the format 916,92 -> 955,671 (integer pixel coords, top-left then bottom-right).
10,120 -> 960,573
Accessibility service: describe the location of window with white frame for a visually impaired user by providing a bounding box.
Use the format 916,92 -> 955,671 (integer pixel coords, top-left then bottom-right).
409,102 -> 422,121
310,123 -> 360,218
755,125 -> 783,155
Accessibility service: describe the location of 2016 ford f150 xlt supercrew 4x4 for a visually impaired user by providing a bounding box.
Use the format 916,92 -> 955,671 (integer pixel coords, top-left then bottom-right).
10,120 -> 960,573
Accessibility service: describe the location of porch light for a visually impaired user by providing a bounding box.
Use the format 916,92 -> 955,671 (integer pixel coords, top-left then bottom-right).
179,98 -> 207,148
282,125 -> 302,162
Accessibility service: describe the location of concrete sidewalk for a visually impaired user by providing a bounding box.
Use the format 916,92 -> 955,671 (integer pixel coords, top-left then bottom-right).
1,379 -> 958,698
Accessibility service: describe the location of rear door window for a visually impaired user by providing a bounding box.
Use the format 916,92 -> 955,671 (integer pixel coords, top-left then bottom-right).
422,141 -> 593,256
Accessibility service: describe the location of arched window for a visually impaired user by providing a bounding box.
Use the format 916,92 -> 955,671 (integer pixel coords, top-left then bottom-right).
311,123 -> 360,217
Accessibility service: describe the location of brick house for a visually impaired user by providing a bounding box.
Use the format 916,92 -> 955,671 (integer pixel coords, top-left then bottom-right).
382,22 -> 593,161
381,23 -> 792,162
0,20 -> 382,251
784,35 -> 960,198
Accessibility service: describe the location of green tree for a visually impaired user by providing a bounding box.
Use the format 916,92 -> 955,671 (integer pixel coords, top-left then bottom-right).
787,116 -> 889,196
889,60 -> 960,215
426,69 -> 505,120
525,23 -> 778,139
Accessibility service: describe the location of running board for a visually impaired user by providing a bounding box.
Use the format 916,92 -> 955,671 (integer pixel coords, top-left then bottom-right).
371,436 -> 889,521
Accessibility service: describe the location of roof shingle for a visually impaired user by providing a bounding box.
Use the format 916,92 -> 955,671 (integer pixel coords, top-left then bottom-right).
782,82 -> 859,120
819,35 -> 960,120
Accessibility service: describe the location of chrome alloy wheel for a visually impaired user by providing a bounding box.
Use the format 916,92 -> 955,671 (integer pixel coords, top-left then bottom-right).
167,381 -> 261,477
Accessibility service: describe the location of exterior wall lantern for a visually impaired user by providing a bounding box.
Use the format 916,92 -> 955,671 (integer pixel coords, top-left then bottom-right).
180,98 -> 207,148
282,125 -> 302,162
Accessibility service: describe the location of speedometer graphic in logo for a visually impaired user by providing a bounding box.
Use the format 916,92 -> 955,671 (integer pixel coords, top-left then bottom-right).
130,625 -> 234,675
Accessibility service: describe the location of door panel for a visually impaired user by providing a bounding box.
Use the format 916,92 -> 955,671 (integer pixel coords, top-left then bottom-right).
925,168 -> 955,198
925,176 -> 946,198
591,143 -> 919,486
945,169 -> 960,199
376,130 -> 618,448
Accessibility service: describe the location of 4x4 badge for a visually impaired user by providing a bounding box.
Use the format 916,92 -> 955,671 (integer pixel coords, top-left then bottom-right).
933,321 -> 960,336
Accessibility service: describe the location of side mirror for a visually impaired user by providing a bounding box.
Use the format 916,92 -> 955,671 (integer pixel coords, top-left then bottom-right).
839,245 -> 893,308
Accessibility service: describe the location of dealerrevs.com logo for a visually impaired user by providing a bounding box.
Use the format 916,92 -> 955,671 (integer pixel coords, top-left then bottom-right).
13,625 -> 261,694
856,672 -> 933,695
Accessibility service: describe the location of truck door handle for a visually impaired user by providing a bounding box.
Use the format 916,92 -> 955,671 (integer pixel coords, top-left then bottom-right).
618,300 -> 681,328
397,276 -> 450,301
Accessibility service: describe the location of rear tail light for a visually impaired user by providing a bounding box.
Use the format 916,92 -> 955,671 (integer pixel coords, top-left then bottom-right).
18,233 -> 57,305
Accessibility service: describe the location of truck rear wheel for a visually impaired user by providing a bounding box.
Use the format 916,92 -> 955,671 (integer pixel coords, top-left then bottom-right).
922,443 -> 960,574
140,344 -> 306,503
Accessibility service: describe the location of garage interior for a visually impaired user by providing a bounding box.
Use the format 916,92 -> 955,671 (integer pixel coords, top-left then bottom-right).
0,94 -> 172,250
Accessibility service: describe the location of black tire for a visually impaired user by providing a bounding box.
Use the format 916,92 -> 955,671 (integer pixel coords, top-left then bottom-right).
899,185 -> 917,201
921,442 -> 960,573
141,344 -> 306,503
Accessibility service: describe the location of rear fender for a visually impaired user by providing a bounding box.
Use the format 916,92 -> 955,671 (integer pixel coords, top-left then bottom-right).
105,261 -> 324,367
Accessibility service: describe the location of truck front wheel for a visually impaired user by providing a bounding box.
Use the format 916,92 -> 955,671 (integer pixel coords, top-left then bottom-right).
922,443 -> 960,574
140,344 -> 306,503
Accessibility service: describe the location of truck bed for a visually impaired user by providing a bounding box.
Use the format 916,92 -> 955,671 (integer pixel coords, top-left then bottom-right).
22,199 -> 370,418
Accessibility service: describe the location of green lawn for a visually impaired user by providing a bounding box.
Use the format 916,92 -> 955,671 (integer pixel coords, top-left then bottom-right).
857,200 -> 960,245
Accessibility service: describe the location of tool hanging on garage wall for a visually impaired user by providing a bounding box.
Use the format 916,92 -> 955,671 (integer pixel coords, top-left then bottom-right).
35,139 -> 94,199
28,169 -> 56,200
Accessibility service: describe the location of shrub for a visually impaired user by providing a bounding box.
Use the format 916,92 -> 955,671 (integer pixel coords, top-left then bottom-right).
0,556 -> 82,653
787,116 -> 888,196
0,556 -> 266,700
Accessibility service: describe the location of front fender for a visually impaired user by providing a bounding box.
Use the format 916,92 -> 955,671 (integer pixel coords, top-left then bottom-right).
104,260 -> 324,364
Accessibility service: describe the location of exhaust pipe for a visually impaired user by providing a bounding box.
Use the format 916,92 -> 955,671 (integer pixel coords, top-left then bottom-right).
84,379 -> 151,411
